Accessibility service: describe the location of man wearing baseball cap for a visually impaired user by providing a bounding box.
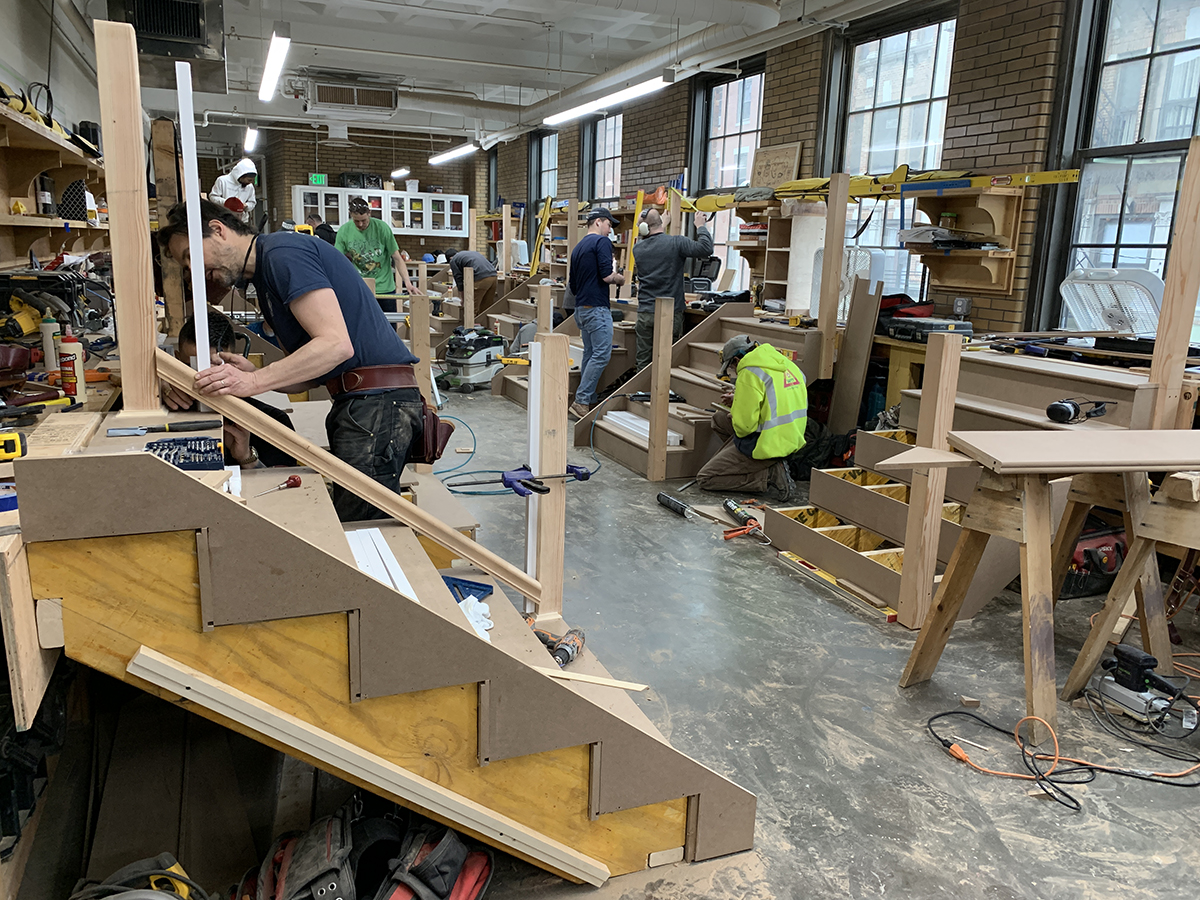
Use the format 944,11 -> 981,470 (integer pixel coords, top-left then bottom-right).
696,334 -> 808,501
568,207 -> 626,418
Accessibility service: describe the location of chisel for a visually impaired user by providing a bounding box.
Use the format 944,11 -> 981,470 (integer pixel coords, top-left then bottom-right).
106,420 -> 222,437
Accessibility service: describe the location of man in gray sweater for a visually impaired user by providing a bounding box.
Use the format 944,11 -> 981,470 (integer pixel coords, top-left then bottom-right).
633,209 -> 714,370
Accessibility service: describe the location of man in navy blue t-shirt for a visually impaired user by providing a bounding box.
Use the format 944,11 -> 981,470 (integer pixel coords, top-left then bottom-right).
159,199 -> 422,521
568,207 -> 626,418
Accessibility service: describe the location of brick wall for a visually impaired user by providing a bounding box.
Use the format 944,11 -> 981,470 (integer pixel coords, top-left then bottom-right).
621,81 -> 690,192
934,0 -> 1066,332
197,158 -> 220,197
762,34 -> 825,179
556,123 -> 580,201
496,134 -> 528,208
261,126 -> 476,258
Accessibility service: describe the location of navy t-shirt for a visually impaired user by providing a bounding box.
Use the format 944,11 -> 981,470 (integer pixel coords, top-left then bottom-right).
569,232 -> 614,308
251,232 -> 416,382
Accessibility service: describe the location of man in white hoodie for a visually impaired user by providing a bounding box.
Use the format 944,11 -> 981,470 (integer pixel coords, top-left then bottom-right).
209,158 -> 257,223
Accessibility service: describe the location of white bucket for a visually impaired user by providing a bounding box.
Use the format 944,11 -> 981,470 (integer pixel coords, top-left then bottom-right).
405,179 -> 419,193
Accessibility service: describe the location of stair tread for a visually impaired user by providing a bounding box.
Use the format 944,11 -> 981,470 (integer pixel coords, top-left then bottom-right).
593,418 -> 689,452
901,389 -> 1124,430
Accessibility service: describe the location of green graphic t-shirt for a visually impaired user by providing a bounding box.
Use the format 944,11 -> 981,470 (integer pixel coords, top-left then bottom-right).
334,218 -> 398,293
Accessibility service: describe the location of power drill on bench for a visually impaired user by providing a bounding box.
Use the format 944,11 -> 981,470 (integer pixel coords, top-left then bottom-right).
523,615 -> 585,668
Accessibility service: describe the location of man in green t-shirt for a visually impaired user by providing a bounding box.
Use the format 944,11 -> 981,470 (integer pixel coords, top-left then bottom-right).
335,197 -> 420,309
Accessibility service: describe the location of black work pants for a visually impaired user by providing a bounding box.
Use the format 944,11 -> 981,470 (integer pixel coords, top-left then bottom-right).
326,387 -> 424,521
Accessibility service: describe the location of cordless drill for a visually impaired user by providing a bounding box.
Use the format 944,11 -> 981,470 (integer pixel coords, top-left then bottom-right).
523,614 -> 585,667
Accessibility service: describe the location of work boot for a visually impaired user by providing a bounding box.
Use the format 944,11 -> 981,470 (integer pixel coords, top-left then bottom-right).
569,402 -> 591,419
764,461 -> 797,504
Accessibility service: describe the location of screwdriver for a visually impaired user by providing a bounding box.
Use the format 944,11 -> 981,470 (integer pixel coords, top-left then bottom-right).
253,474 -> 302,497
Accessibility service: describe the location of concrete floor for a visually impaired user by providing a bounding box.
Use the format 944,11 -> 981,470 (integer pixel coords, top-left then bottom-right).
435,392 -> 1200,900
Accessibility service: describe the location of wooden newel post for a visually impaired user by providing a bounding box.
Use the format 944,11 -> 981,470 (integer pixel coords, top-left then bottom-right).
418,261 -> 428,296
533,332 -> 569,618
818,172 -> 851,381
96,20 -> 160,410
463,267 -> 475,328
536,283 -> 553,333
647,296 -> 674,482
895,332 -> 963,629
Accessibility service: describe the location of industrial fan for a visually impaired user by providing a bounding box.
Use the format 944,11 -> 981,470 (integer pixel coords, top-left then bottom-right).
810,247 -> 885,322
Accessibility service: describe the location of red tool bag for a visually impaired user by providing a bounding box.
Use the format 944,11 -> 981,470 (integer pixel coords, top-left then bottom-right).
879,293 -> 935,318
1060,519 -> 1127,600
249,798 -> 493,900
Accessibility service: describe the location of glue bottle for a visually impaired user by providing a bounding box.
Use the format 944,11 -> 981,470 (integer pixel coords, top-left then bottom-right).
39,313 -> 60,369
58,325 -> 85,398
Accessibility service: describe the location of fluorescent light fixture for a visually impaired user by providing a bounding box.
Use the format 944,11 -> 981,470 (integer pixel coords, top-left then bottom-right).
391,167 -> 410,179
243,126 -> 259,153
542,77 -> 668,126
429,143 -> 478,165
257,21 -> 291,102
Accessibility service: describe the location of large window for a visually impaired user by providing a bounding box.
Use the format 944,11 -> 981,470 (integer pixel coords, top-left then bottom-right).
1067,0 -> 1200,282
702,72 -> 764,289
842,20 -> 956,295
536,132 -> 558,200
593,114 -> 622,202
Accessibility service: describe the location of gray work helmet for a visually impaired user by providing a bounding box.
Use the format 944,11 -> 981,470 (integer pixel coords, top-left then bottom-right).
719,335 -> 757,378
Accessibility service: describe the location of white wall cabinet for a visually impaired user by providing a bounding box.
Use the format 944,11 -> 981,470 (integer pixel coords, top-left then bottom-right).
291,185 -> 468,238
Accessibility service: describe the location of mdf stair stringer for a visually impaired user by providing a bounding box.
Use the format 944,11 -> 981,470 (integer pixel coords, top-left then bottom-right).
18,453 -> 755,877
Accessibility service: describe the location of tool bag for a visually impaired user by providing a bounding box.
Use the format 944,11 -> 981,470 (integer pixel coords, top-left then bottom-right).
410,399 -> 455,464
369,823 -> 492,900
252,799 -> 492,900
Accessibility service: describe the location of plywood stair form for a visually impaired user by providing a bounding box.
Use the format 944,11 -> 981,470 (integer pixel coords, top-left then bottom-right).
570,303 -> 824,479
762,430 -> 1060,624
899,351 -> 1156,433
493,313 -> 637,409
15,453 -> 755,884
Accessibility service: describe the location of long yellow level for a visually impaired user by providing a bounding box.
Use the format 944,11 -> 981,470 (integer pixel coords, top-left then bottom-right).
686,167 -> 1081,211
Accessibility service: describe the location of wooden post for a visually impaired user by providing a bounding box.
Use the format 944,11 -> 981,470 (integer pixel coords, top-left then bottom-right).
500,203 -> 512,278
565,199 -> 580,287
896,333 -> 963,629
1019,473 -> 1057,744
1149,134 -> 1200,429
532,333 -> 569,619
817,173 -> 850,380
646,297 -> 674,482
463,267 -> 475,328
96,21 -> 160,410
408,293 -> 433,400
468,208 -> 477,254
668,191 -> 682,236
150,118 -> 185,339
536,283 -> 553,333
418,261 -> 428,296
408,293 -> 433,473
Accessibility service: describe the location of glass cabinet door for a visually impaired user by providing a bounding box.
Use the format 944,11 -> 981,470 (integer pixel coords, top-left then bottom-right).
300,190 -> 319,223
389,194 -> 407,231
449,199 -> 464,234
430,197 -> 446,233
324,192 -> 342,227
349,192 -> 385,221
410,195 -> 425,231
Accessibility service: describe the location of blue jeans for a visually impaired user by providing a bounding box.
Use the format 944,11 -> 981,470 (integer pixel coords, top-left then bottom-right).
574,305 -> 613,406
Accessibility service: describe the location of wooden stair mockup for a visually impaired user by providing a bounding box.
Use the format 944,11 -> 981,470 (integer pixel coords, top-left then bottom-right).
15,451 -> 755,884
568,303 -> 825,479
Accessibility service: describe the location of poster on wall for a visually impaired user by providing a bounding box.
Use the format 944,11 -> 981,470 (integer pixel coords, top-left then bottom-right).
750,143 -> 803,188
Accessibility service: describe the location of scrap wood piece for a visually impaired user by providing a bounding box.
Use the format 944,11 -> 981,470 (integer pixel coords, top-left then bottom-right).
155,349 -> 542,603
875,446 -> 977,472
535,668 -> 649,692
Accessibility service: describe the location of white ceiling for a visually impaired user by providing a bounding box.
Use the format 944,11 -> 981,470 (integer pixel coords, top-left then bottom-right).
126,0 -> 909,153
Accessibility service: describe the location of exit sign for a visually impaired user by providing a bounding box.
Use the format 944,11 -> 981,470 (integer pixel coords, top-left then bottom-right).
308,173 -> 327,186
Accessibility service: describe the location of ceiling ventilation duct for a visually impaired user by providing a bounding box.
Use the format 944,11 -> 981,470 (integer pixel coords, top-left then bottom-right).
106,0 -> 227,93
305,80 -> 399,122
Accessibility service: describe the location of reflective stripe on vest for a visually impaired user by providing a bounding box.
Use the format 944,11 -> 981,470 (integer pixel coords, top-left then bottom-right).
742,366 -> 808,430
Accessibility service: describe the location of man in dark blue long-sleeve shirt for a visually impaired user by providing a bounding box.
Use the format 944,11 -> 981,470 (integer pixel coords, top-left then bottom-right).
568,207 -> 626,418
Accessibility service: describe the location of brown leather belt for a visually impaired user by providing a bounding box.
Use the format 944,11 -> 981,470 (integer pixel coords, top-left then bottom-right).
326,364 -> 418,397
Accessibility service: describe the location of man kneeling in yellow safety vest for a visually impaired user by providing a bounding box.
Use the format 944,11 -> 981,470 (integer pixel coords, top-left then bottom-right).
697,335 -> 807,502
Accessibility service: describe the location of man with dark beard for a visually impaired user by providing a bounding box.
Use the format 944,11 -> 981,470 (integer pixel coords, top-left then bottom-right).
157,199 -> 423,522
